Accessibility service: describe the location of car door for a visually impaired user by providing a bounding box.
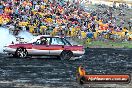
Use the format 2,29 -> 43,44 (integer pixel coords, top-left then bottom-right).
49,37 -> 65,55
31,37 -> 51,55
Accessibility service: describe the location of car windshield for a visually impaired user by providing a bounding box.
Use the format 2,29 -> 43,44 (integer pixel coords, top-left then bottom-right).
62,38 -> 72,46
65,37 -> 80,45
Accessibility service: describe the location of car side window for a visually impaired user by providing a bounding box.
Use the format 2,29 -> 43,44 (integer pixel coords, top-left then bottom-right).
46,38 -> 50,45
35,38 -> 50,45
51,38 -> 64,45
35,39 -> 41,45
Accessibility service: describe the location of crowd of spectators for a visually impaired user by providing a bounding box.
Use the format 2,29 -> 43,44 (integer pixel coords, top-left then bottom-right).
0,0 -> 132,41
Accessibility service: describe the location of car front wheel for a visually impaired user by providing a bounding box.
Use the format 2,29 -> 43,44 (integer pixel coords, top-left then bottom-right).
60,51 -> 73,60
15,48 -> 28,58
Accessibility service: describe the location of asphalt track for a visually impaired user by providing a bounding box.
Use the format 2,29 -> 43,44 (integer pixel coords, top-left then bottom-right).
0,48 -> 132,88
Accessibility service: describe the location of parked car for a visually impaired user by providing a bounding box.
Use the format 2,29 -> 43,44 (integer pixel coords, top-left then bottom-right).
3,35 -> 85,60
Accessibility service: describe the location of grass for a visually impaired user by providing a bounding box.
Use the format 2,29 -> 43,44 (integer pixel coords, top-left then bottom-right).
73,38 -> 132,48
87,40 -> 132,48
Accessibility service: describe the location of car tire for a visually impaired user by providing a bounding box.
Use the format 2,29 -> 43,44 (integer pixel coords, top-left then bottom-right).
60,51 -> 73,60
15,48 -> 28,58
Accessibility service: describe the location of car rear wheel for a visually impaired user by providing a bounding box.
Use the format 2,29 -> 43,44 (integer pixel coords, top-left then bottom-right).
15,48 -> 28,58
60,51 -> 73,60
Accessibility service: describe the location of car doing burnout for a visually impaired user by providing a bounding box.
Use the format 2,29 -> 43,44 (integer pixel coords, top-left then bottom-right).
3,35 -> 85,60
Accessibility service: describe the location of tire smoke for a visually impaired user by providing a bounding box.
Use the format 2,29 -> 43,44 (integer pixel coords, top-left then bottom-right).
0,27 -> 16,53
0,27 -> 34,53
18,31 -> 35,42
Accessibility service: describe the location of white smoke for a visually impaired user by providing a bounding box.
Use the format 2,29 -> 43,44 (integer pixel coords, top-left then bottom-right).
0,27 -> 35,53
18,31 -> 35,42
0,27 -> 16,53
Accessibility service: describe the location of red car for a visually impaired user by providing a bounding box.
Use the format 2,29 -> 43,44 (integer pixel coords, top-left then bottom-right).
3,35 -> 85,60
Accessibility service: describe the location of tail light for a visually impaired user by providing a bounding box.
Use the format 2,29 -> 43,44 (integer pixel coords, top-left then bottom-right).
79,46 -> 85,51
82,46 -> 85,51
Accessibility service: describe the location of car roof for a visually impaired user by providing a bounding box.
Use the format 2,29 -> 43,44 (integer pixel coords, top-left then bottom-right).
37,35 -> 61,38
29,35 -> 64,43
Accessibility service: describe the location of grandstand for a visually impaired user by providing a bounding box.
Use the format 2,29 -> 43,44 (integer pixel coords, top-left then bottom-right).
88,0 -> 132,7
